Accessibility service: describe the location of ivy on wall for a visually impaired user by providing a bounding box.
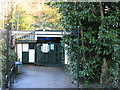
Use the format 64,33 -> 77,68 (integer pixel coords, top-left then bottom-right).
49,2 -> 120,87
0,32 -> 17,88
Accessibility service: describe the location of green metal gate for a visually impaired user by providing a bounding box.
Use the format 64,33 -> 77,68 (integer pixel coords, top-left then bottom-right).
22,52 -> 29,64
35,42 -> 64,66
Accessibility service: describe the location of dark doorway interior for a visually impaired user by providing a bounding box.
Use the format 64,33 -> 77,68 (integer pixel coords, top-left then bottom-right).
22,52 -> 29,64
35,37 -> 64,66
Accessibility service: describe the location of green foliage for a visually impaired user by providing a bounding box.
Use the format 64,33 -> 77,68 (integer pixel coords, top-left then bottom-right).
6,5 -> 34,31
13,5 -> 35,30
0,36 -> 17,88
32,3 -> 63,30
50,2 -> 120,87
0,55 -> 6,87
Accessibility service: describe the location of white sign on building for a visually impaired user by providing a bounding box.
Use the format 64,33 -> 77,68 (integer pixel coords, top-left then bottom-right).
41,44 -> 49,53
50,44 -> 54,50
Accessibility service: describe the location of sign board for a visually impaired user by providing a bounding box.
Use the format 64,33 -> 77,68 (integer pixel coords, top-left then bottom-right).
41,44 -> 49,53
50,44 -> 54,50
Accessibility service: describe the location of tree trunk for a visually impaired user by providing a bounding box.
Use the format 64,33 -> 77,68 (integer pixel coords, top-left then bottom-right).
100,58 -> 108,84
99,2 -> 108,84
79,20 -> 85,59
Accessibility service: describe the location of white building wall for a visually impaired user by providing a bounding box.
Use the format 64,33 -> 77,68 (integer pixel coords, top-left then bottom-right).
29,49 -> 35,63
15,44 -> 17,53
65,44 -> 70,64
35,31 -> 63,35
17,44 -> 22,62
22,44 -> 29,52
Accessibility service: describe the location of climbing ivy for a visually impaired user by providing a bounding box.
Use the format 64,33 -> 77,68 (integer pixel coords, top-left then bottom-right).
49,2 -> 120,87
0,31 -> 17,88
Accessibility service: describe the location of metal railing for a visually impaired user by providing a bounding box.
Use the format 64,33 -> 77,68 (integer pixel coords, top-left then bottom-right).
4,62 -> 17,88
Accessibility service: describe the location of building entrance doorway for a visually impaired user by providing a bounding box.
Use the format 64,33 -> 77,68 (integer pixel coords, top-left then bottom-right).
35,37 -> 64,66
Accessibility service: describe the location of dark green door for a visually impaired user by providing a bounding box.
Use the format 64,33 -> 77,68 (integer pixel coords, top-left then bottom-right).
22,52 -> 29,64
49,42 -> 57,65
36,44 -> 45,65
36,42 -> 64,66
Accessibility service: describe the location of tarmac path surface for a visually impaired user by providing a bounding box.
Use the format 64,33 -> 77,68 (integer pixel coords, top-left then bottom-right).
12,65 -> 76,88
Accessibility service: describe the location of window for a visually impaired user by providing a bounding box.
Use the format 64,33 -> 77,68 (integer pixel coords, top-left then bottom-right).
29,43 -> 35,49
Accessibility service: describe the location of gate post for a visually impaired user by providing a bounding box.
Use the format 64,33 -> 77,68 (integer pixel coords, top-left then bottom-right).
6,29 -> 9,88
77,26 -> 80,88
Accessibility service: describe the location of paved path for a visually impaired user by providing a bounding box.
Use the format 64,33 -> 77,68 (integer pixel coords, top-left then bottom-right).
12,65 -> 76,88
